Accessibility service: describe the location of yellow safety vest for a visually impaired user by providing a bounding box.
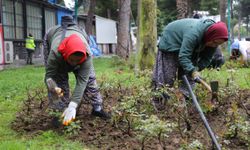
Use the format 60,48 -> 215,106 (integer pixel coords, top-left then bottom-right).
25,36 -> 36,50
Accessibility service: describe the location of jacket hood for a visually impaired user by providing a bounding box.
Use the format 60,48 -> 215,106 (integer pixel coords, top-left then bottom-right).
58,34 -> 87,64
204,21 -> 228,43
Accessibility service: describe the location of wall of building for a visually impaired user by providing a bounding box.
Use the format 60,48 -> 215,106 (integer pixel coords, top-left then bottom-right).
57,10 -> 73,25
0,0 -> 73,64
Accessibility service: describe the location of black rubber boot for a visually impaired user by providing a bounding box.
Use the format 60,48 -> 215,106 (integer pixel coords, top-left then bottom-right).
51,116 -> 61,128
91,109 -> 111,120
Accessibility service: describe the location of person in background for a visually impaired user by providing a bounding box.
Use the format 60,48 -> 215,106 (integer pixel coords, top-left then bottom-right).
152,18 -> 228,108
230,40 -> 250,66
208,47 -> 225,70
193,11 -> 201,19
43,16 -> 110,126
25,33 -> 36,64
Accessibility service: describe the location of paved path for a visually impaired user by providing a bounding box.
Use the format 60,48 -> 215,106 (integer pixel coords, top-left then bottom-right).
0,55 -> 114,71
0,58 -> 44,71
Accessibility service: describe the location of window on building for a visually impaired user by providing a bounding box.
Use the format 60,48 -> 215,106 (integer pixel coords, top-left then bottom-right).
15,2 -> 24,39
2,0 -> 15,39
26,3 -> 42,40
45,9 -> 56,32
78,19 -> 86,30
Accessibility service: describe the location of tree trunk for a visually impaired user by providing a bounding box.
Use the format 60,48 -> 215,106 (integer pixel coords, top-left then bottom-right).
247,16 -> 249,36
176,0 -> 188,19
238,2 -> 242,40
107,9 -> 111,19
219,0 -> 227,50
86,0 -> 96,35
137,0 -> 157,70
117,0 -> 131,59
220,0 -> 226,23
187,0 -> 192,17
230,0 -> 235,40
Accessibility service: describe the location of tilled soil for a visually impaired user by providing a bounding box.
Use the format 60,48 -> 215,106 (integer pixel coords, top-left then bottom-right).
11,87 -> 250,150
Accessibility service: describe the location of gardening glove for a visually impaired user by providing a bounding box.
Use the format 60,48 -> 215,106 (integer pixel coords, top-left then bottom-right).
62,101 -> 78,126
192,71 -> 202,83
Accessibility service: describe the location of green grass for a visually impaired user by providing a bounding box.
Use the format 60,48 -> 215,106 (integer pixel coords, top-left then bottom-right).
0,66 -> 84,150
202,65 -> 250,89
0,57 -> 136,150
0,57 -> 249,149
0,131 -> 83,150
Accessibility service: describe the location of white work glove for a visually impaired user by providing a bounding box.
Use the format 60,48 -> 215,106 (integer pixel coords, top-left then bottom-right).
62,101 -> 78,126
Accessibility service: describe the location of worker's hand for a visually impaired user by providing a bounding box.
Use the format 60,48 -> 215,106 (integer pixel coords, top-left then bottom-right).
192,71 -> 201,82
55,87 -> 64,97
46,78 -> 63,97
62,102 -> 78,126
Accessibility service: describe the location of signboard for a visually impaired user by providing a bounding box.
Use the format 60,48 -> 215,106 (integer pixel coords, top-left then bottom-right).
0,25 -> 4,64
96,16 -> 117,44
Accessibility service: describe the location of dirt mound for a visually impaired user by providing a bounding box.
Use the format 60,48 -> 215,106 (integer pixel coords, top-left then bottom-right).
11,87 -> 250,150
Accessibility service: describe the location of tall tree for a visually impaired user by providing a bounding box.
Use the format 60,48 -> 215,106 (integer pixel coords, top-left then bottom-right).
116,0 -> 131,58
157,0 -> 177,34
241,0 -> 250,35
96,0 -> 118,20
86,0 -> 96,35
237,1 -> 242,40
219,0 -> 227,23
176,0 -> 188,19
200,0 -> 219,15
137,0 -> 157,70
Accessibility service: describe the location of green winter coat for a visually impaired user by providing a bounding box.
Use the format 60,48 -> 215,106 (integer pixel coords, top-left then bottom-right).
158,18 -> 217,74
25,36 -> 36,50
45,25 -> 91,105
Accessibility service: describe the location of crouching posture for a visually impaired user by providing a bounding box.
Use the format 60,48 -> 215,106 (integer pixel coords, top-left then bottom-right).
152,18 -> 228,107
43,16 -> 110,126
230,40 -> 250,66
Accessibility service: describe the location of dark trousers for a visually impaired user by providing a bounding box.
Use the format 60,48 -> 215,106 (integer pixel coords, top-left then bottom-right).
26,49 -> 34,64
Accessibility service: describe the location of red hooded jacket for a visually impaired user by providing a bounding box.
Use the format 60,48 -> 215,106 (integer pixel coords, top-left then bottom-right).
58,34 -> 87,64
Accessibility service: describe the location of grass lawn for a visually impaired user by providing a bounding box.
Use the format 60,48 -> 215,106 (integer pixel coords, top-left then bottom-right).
0,57 -> 249,149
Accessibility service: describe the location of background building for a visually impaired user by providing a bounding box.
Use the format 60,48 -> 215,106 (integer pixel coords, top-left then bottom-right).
0,0 -> 73,64
0,0 -> 118,65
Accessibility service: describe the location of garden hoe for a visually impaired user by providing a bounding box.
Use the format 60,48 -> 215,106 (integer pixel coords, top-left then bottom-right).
183,75 -> 221,150
196,78 -> 219,104
46,78 -> 65,127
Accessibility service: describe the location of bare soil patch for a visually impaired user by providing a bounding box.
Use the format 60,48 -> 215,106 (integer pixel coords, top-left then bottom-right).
12,87 -> 250,150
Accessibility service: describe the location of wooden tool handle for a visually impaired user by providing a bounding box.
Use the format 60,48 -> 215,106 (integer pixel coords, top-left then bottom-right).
199,79 -> 212,92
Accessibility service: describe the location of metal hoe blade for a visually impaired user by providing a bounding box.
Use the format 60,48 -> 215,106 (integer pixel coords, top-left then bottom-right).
210,81 -> 219,93
210,80 -> 219,101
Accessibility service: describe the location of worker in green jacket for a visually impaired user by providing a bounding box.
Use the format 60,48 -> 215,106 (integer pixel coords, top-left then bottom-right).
152,18 -> 228,108
25,33 -> 36,64
43,16 -> 110,126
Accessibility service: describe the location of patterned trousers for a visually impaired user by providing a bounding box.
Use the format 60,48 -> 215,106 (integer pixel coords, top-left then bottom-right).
47,67 -> 103,110
43,48 -> 102,111
152,50 -> 195,98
